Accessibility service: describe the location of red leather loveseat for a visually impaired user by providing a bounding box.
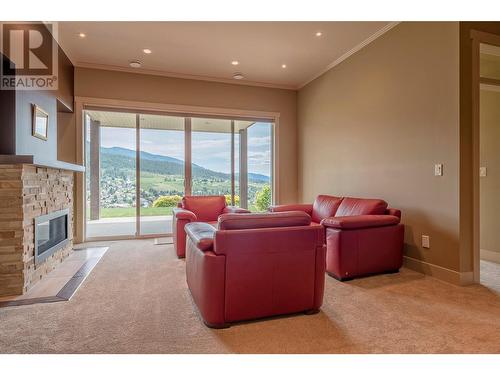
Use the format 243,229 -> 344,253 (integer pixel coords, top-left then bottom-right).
270,195 -> 404,280
184,211 -> 326,328
172,195 -> 249,258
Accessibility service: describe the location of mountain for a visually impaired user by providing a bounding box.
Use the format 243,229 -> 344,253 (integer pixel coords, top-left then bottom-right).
102,146 -> 183,165
100,146 -> 270,183
247,173 -> 270,183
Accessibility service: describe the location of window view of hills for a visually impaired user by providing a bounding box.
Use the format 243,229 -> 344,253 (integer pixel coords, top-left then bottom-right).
93,146 -> 270,217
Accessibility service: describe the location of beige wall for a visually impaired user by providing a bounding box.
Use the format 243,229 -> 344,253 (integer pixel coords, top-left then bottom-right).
58,111 -> 77,163
480,88 -> 500,262
74,67 -> 298,203
297,22 -> 461,272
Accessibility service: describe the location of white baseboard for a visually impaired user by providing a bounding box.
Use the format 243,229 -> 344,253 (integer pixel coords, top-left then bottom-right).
403,256 -> 474,286
480,249 -> 500,264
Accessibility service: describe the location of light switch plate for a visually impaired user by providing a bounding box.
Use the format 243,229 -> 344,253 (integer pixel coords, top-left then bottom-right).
434,164 -> 443,176
422,235 -> 430,249
480,167 -> 487,177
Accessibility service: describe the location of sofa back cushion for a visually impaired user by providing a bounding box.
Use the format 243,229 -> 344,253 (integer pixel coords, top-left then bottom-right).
218,211 -> 311,230
182,195 -> 226,222
335,197 -> 388,217
311,195 -> 343,223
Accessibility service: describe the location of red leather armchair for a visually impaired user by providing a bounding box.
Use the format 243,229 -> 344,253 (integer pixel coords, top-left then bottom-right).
184,211 -> 326,328
270,195 -> 404,280
172,195 -> 249,258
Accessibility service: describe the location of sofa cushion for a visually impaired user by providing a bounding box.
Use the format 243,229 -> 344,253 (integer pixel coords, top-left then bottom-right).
311,195 -> 343,223
335,197 -> 388,217
321,215 -> 400,229
185,222 -> 216,251
218,211 -> 311,230
181,195 -> 226,222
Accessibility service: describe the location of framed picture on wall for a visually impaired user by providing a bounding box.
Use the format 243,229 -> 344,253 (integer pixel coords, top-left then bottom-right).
32,104 -> 49,141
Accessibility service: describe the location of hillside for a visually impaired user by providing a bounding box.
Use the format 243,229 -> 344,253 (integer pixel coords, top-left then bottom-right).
100,146 -> 270,183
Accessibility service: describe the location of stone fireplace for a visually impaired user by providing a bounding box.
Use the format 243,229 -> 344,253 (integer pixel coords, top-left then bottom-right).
0,164 -> 74,297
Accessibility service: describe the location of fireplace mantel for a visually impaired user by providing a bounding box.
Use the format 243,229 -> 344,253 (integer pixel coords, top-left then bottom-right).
0,155 -> 85,172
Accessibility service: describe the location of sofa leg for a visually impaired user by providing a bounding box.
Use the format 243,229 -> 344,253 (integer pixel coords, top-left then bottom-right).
204,320 -> 231,329
385,269 -> 400,274
304,308 -> 320,315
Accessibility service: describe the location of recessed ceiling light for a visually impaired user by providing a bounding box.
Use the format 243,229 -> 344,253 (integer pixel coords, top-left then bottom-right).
281,64 -> 287,69
143,48 -> 152,54
129,60 -> 142,68
78,32 -> 86,38
315,31 -> 323,37
233,72 -> 244,80
231,60 -> 239,66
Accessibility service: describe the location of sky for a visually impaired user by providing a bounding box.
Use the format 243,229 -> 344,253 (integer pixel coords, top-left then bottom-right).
99,122 -> 272,176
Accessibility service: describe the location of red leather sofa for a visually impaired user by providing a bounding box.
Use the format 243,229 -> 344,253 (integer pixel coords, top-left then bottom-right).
184,211 -> 326,328
172,195 -> 249,258
270,195 -> 404,280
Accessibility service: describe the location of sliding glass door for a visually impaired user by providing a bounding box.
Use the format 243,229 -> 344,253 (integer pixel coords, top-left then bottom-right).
139,114 -> 185,235
246,122 -> 273,211
85,110 -> 137,238
191,118 -> 232,201
84,109 -> 274,239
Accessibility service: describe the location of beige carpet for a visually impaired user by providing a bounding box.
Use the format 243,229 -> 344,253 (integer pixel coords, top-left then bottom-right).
0,239 -> 499,354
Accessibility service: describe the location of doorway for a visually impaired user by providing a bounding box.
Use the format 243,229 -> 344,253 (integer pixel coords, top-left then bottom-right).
478,42 -> 500,292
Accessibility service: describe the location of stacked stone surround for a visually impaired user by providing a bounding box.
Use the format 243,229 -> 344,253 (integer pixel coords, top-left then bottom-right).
0,164 -> 74,297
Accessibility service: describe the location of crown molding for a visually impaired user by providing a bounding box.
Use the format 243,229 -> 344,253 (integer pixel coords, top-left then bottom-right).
74,62 -> 296,91
297,21 -> 401,89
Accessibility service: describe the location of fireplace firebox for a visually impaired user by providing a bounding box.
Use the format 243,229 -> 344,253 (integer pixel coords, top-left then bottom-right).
34,208 -> 70,264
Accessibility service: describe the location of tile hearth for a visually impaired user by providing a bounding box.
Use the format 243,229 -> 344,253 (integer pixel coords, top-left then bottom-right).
0,246 -> 108,307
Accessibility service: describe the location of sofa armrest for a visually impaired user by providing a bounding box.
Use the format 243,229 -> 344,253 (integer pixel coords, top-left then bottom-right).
268,203 -> 313,216
222,206 -> 251,214
321,215 -> 400,230
173,207 -> 197,221
185,222 -> 216,251
386,208 -> 401,219
185,243 -> 226,327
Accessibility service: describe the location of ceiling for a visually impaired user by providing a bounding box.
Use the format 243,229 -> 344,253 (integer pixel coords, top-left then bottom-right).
58,22 -> 395,89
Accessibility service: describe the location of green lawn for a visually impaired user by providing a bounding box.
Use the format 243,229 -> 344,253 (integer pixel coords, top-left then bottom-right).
99,205 -> 266,219
100,206 -> 174,218
140,172 -> 185,192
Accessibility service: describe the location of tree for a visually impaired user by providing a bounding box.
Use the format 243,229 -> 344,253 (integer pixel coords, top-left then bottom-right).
254,185 -> 271,211
225,194 -> 240,206
152,195 -> 182,208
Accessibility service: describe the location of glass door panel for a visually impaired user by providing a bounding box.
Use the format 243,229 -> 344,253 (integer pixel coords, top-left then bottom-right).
233,130 -> 240,206
139,114 -> 185,235
246,122 -> 273,211
191,118 -> 232,201
85,110 -> 137,238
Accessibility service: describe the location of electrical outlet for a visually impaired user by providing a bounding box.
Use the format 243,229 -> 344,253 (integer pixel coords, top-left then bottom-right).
422,235 -> 430,249
480,167 -> 487,177
434,164 -> 443,176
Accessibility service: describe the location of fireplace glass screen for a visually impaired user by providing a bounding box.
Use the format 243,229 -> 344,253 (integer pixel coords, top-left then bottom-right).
35,209 -> 69,264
